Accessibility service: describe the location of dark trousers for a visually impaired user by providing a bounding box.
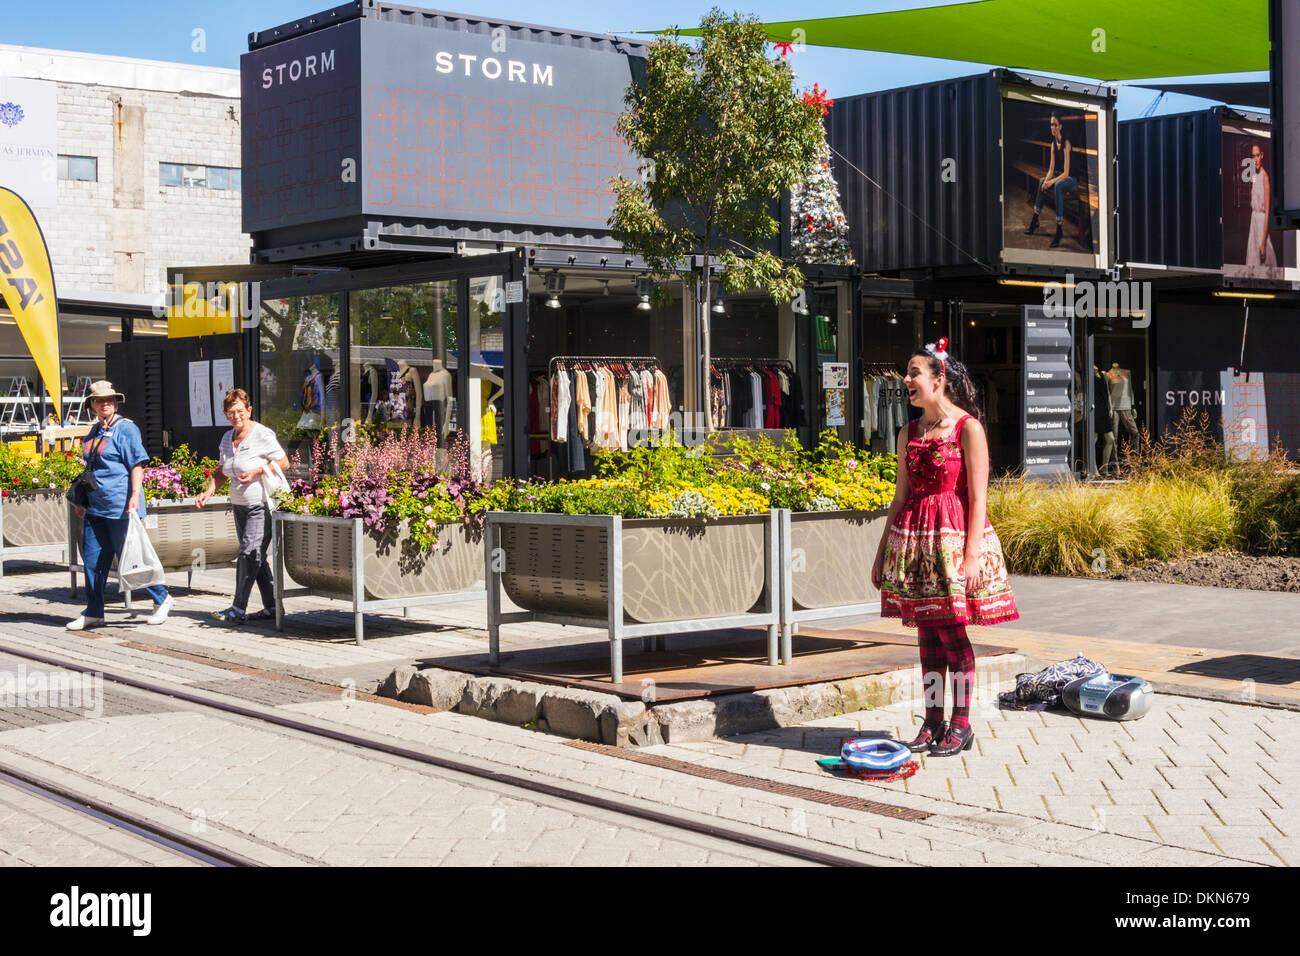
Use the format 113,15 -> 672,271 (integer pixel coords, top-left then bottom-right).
232,504 -> 274,613
1033,175 -> 1079,218
82,514 -> 168,618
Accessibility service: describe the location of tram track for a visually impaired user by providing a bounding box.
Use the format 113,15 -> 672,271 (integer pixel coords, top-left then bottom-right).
0,639 -> 878,867
0,763 -> 258,867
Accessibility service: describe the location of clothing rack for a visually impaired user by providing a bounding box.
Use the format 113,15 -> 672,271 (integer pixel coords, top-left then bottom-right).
548,355 -> 662,376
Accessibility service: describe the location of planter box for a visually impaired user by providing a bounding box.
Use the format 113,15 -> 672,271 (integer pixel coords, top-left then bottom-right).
777,508 -> 889,663
498,514 -> 767,623
273,513 -> 485,644
0,491 -> 68,573
485,511 -> 780,684
785,509 -> 889,610
68,498 -> 240,598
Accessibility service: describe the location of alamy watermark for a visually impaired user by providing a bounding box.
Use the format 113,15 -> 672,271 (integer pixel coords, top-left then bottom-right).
0,664 -> 102,717
1043,272 -> 1150,328
151,272 -> 262,328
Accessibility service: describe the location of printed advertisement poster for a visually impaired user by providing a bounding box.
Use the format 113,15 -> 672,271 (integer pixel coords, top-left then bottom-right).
824,388 -> 845,426
189,361 -> 213,428
0,78 -> 57,209
822,362 -> 849,389
211,358 -> 234,422
1002,96 -> 1102,265
1221,126 -> 1297,279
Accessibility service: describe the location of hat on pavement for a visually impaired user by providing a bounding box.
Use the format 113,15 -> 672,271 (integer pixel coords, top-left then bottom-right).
86,380 -> 125,404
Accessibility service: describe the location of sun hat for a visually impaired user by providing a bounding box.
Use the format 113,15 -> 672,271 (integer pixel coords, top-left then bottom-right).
86,380 -> 125,404
841,737 -> 913,772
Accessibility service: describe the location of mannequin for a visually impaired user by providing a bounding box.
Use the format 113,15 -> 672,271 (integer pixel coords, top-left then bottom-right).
1094,365 -> 1116,476
1107,363 -> 1138,463
361,363 -> 381,424
471,364 -> 504,482
423,359 -> 453,439
399,360 -> 420,425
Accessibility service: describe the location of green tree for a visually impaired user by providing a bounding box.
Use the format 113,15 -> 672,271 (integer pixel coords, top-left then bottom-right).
609,9 -> 825,429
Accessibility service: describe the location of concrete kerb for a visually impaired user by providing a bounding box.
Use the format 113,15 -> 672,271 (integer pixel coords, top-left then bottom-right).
378,653 -> 1029,747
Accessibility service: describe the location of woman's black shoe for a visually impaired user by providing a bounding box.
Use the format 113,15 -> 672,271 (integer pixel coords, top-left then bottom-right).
1024,214 -> 1039,235
929,723 -> 975,757
247,608 -> 274,622
907,721 -> 946,753
1049,225 -> 1063,248
211,607 -> 246,625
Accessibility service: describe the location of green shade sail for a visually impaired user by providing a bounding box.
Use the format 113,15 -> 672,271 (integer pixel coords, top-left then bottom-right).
669,0 -> 1269,82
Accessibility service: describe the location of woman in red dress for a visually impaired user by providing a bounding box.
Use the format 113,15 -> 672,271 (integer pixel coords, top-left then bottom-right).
871,339 -> 1019,757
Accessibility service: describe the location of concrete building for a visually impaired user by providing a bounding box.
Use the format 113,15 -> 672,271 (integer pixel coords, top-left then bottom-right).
0,44 -> 248,432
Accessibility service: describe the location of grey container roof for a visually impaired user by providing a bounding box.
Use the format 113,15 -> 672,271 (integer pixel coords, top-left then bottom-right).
249,1 -> 649,56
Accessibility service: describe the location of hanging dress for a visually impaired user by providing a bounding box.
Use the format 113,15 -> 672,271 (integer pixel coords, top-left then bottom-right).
879,414 -> 1019,627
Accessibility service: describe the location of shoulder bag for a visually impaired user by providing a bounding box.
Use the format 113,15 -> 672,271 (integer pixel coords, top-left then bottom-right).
65,421 -> 104,509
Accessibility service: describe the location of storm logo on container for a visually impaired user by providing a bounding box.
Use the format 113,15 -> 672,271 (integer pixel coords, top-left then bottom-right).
49,887 -> 151,936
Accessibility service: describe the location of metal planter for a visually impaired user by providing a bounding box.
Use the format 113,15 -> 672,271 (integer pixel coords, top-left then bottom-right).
498,514 -> 768,623
0,491 -> 68,573
273,513 -> 485,644
784,509 -> 889,610
486,511 -> 780,684
67,498 -> 241,599
777,508 -> 889,663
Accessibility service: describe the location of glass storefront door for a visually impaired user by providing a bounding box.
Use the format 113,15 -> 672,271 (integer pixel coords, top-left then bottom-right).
469,275 -> 507,483
348,280 -> 457,465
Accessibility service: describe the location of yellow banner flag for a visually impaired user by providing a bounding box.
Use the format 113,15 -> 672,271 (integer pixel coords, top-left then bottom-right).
0,187 -> 62,421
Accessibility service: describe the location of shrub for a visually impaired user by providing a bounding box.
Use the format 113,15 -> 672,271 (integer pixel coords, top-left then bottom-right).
0,445 -> 85,497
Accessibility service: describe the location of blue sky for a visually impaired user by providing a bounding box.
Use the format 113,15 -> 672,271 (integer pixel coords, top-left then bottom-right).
5,0 -> 1266,120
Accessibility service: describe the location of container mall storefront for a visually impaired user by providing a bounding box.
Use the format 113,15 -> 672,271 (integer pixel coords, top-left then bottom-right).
832,71 -> 1120,478
210,5 -> 858,480
246,252 -> 858,482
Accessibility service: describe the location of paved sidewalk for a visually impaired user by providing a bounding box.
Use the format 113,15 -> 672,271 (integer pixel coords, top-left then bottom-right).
1,560 -> 1296,865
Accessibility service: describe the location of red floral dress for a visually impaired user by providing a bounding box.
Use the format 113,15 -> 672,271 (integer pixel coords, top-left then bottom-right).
879,414 -> 1019,627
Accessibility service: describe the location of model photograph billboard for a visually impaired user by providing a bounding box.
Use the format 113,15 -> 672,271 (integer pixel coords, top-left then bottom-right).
1222,124 -> 1296,279
1002,94 -> 1107,269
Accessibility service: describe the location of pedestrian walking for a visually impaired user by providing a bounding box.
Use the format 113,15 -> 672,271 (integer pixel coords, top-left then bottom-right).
67,381 -> 172,630
196,388 -> 289,624
871,339 -> 1019,757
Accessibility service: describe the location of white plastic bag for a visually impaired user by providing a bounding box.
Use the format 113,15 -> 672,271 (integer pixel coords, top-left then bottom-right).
118,513 -> 166,590
259,458 -> 290,511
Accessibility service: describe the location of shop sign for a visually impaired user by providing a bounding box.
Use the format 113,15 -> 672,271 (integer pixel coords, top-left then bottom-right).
241,16 -> 640,236
1021,305 -> 1073,479
0,78 -> 56,210
0,186 -> 61,419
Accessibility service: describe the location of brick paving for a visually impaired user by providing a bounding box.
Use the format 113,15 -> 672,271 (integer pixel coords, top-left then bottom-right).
0,562 -> 1296,865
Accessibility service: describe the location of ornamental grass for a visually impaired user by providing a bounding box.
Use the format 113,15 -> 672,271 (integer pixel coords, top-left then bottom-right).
990,408 -> 1299,577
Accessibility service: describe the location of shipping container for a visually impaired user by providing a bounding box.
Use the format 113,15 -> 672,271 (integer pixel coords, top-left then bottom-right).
1119,107 -> 1298,281
242,2 -> 649,262
828,69 -> 1117,278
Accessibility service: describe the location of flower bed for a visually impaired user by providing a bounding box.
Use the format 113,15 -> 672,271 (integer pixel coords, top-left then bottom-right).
0,446 -> 84,567
273,432 -> 489,642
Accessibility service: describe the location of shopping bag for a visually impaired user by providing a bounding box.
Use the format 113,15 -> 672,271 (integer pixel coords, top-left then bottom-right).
118,514 -> 166,590
260,459 -> 290,511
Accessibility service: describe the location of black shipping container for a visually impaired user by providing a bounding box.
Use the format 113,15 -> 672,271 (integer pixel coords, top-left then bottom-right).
828,70 -> 1117,278
242,2 -> 648,262
106,334 -> 246,461
1120,107 -> 1296,280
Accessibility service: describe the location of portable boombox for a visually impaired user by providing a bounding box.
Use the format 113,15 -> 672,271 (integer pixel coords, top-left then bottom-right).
1062,673 -> 1154,721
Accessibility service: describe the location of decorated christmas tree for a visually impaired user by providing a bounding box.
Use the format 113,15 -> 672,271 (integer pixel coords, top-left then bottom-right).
790,84 -> 855,266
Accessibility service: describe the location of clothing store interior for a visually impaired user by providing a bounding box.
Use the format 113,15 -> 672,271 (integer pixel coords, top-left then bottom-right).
860,297 -> 1032,476
529,272 -> 812,480
1084,328 -> 1147,478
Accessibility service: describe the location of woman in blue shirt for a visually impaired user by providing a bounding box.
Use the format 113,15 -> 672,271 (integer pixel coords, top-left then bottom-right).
67,381 -> 172,630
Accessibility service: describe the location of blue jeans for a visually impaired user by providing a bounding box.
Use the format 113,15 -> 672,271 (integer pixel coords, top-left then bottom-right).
1034,175 -> 1078,218
82,514 -> 168,618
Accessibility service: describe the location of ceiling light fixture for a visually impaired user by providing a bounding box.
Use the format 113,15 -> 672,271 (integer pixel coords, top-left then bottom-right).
636,276 -> 653,311
545,271 -> 565,309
